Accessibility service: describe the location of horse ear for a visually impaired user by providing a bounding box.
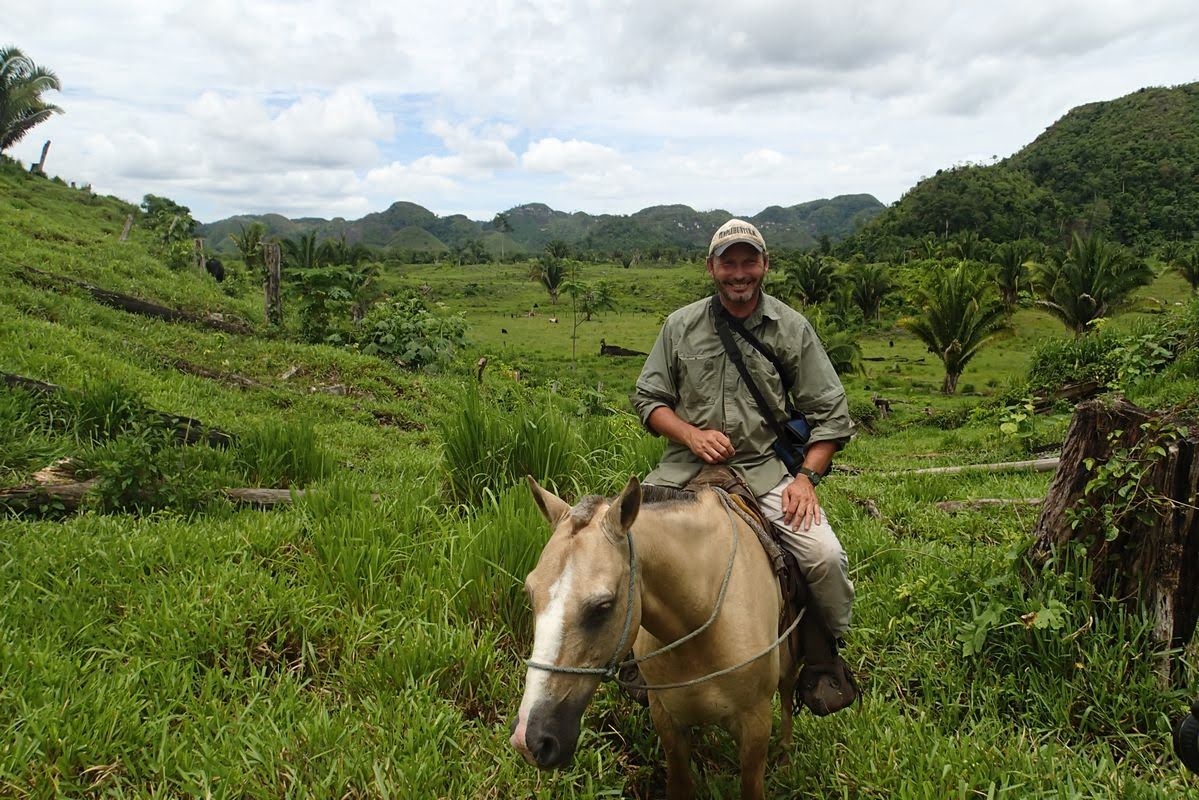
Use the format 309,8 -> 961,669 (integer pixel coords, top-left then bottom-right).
527,475 -> 570,527
604,475 -> 641,541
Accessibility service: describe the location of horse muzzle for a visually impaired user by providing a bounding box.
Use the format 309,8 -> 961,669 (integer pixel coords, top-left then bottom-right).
509,696 -> 587,769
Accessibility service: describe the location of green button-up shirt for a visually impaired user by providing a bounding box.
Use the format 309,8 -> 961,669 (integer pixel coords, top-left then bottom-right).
630,292 -> 855,496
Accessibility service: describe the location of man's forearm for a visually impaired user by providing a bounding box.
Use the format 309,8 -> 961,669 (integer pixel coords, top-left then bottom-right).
802,440 -> 838,475
647,405 -> 698,447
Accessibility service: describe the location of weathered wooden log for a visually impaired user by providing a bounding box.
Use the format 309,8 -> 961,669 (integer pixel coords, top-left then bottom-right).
0,478 -> 99,512
935,498 -> 1043,512
1031,379 -> 1103,413
1027,398 -> 1199,667
224,488 -> 304,506
0,483 -> 382,514
19,267 -> 254,335
879,458 -> 1059,477
164,358 -> 264,389
1,371 -> 235,448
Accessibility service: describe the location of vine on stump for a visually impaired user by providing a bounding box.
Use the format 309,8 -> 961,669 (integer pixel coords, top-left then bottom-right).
1027,397 -> 1199,682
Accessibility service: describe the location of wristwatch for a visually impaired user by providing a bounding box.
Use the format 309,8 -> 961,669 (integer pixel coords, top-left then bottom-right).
798,467 -> 822,487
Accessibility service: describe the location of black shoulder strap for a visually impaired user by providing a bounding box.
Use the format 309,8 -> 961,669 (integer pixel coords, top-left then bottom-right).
721,308 -> 795,392
710,296 -> 789,441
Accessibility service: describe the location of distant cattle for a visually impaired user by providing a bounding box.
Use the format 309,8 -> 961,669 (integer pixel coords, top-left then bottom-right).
205,257 -> 225,283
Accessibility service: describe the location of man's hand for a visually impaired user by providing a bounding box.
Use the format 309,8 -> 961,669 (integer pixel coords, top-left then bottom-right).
685,428 -> 735,464
781,475 -> 822,531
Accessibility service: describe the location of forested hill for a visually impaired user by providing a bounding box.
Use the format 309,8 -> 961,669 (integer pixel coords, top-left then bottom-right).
198,194 -> 884,257
871,82 -> 1199,246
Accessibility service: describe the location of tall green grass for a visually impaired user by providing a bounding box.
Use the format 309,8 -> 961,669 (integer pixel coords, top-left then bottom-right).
235,418 -> 333,488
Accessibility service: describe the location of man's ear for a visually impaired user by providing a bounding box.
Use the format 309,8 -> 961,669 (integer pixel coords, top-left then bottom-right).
527,475 -> 571,527
604,475 -> 641,543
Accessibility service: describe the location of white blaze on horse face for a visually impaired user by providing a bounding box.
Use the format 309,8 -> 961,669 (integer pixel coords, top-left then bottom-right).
516,557 -> 575,723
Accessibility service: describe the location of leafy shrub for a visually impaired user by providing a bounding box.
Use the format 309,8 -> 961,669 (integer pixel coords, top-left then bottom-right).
286,264 -> 356,343
358,296 -> 467,371
847,394 -> 880,430
1025,330 -> 1122,392
235,419 -> 333,488
82,425 -> 229,514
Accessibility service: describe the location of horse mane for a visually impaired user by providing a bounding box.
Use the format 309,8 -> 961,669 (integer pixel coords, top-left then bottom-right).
639,484 -> 697,506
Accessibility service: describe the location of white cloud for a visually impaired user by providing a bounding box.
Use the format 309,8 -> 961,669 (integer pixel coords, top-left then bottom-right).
522,138 -> 622,174
6,0 -> 1199,220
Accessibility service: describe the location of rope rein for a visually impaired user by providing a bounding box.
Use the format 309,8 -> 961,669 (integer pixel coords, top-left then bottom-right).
524,489 -> 797,690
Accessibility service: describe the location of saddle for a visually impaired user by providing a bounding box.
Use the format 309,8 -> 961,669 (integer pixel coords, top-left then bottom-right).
684,466 -> 859,717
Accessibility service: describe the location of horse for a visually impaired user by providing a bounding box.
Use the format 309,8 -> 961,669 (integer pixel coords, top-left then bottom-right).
509,475 -> 800,799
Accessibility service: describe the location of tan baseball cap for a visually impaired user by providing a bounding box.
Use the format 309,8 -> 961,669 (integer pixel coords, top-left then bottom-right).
708,219 -> 766,257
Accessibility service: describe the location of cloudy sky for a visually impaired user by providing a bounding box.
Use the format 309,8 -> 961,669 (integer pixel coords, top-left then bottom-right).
8,1 -> 1199,223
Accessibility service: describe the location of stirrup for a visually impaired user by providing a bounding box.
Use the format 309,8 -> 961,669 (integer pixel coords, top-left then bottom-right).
797,655 -> 859,716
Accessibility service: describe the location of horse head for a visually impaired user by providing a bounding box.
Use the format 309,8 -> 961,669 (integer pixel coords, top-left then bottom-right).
509,475 -> 642,769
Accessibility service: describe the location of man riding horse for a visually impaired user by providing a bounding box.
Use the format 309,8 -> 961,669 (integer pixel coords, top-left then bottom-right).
630,218 -> 856,712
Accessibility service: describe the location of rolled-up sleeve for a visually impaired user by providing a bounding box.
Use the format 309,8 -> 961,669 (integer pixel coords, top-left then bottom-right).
630,326 -> 678,433
786,320 -> 855,448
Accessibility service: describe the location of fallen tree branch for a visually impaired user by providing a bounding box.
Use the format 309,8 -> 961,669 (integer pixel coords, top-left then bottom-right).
935,498 -> 1044,512
164,358 -> 265,389
879,457 -> 1059,477
19,266 -> 254,335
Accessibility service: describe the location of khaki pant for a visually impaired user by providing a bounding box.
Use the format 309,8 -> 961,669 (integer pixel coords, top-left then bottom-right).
756,475 -> 854,637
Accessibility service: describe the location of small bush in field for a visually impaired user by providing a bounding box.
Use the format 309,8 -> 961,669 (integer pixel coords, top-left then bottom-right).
358,296 -> 466,370
81,425 -> 230,513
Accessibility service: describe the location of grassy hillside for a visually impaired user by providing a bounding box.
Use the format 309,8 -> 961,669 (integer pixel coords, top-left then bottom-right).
2,163 -> 1197,797
872,82 -> 1199,246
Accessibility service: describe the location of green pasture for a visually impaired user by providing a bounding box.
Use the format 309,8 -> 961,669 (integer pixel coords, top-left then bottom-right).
1,164 -> 1198,797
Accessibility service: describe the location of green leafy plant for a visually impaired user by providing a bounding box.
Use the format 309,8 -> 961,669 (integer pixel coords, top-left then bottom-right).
357,296 -> 467,370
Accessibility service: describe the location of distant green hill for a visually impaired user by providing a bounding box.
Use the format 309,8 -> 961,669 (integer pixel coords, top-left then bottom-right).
198,195 -> 884,256
874,82 -> 1199,245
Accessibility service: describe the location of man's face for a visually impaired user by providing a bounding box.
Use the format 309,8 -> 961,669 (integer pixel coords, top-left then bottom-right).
707,242 -> 769,312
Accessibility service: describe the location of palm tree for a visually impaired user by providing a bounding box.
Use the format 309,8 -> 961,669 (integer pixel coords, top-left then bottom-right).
530,256 -> 567,305
282,231 -> 320,270
1032,231 -> 1153,335
901,261 -> 1008,394
228,222 -> 267,274
844,259 -> 893,323
544,239 -> 570,260
820,328 -> 863,377
782,254 -> 838,306
1170,246 -> 1199,293
0,47 -> 63,154
947,230 -> 988,262
990,241 -> 1031,312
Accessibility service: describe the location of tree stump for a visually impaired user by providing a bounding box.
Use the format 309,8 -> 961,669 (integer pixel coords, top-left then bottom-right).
1027,398 -> 1199,672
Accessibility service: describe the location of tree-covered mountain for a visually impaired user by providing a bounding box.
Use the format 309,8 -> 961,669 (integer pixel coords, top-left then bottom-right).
872,82 -> 1199,246
198,194 -> 884,256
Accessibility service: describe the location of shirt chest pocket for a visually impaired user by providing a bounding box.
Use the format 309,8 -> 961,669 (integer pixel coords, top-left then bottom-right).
675,348 -> 723,422
742,348 -> 789,413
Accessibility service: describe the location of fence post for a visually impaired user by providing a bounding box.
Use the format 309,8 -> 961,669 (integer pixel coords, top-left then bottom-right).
264,242 -> 283,327
119,214 -> 133,242
30,141 -> 50,174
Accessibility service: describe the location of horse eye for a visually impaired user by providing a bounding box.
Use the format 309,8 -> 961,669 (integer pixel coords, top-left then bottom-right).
583,600 -> 615,627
